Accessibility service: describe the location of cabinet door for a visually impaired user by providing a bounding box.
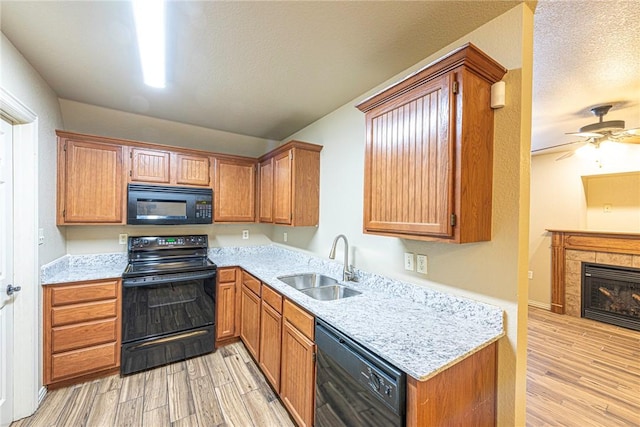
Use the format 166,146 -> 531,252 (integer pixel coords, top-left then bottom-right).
280,320 -> 315,427
59,139 -> 124,224
240,284 -> 261,361
258,157 -> 274,223
130,147 -> 171,184
364,74 -> 454,237
259,300 -> 282,391
176,153 -> 210,186
214,157 -> 256,222
216,281 -> 236,340
273,150 -> 292,225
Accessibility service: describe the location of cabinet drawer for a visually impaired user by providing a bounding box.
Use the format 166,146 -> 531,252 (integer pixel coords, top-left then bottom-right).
262,285 -> 283,314
52,318 -> 118,353
50,280 -> 118,306
242,271 -> 261,296
50,342 -> 118,382
283,299 -> 314,340
218,268 -> 237,283
51,299 -> 117,327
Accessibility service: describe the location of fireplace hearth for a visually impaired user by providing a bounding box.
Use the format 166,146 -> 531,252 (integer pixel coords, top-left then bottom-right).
582,263 -> 640,331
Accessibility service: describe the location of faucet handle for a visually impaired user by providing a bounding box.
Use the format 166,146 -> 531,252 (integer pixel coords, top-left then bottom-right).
346,265 -> 358,282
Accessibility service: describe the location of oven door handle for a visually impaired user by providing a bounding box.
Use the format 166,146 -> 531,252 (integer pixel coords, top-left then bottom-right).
122,271 -> 216,287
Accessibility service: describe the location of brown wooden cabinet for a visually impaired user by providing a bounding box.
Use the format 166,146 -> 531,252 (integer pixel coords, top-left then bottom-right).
259,285 -> 283,391
56,132 -> 125,225
258,157 -> 274,223
213,155 -> 256,222
129,147 -> 171,184
129,147 -> 210,187
356,43 -> 507,243
280,299 -> 315,427
239,271 -> 261,360
175,153 -> 210,186
43,278 -> 122,388
258,141 -> 322,227
216,267 -> 240,344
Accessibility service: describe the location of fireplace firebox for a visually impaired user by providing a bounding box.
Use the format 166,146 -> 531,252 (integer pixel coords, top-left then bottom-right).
582,263 -> 640,331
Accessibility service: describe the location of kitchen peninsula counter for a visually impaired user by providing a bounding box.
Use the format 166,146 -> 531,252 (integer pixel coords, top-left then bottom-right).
41,244 -> 504,381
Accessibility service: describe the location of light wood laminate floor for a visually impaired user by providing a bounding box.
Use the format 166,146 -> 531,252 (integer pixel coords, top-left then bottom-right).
11,342 -> 295,427
527,306 -> 640,427
12,309 -> 640,426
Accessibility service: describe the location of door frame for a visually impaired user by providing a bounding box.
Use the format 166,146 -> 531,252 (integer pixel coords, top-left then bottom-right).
0,87 -> 40,419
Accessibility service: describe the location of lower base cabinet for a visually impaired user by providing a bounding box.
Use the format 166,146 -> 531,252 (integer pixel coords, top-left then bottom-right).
280,299 -> 316,427
259,286 -> 283,391
43,278 -> 122,387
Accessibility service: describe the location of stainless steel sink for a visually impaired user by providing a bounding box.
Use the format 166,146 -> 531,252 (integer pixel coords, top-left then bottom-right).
277,273 -> 338,290
300,285 -> 362,301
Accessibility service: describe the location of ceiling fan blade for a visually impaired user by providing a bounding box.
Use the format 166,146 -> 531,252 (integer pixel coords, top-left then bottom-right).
555,151 -> 576,161
531,139 -> 587,154
565,131 -> 603,138
619,134 -> 640,144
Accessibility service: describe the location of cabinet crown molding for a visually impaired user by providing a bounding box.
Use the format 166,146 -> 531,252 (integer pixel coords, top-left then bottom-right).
356,42 -> 507,113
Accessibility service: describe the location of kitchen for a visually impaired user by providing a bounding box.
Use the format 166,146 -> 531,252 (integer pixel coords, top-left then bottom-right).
2,2 -> 533,426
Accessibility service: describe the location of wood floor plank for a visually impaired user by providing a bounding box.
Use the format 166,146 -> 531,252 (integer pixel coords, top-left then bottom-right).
186,355 -> 209,380
242,388 -> 294,426
527,306 -> 640,427
170,413 -> 199,427
19,386 -> 73,427
190,374 -> 224,426
167,369 -> 195,423
203,349 -> 234,387
114,396 -> 144,427
119,371 -> 146,403
85,388 -> 120,427
55,381 -> 98,426
224,352 -> 259,395
142,405 -> 170,427
97,374 -> 123,394
143,366 -> 168,412
215,382 -> 254,426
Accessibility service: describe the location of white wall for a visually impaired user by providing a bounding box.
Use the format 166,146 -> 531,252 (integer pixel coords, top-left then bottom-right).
276,5 -> 534,425
529,143 -> 640,307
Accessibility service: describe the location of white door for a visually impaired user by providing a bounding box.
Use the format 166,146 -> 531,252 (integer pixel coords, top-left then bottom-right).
0,118 -> 15,427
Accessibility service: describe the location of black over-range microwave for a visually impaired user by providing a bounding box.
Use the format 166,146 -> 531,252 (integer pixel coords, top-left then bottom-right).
127,184 -> 213,225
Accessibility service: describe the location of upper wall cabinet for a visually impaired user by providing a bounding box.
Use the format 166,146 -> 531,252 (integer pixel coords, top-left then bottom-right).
213,155 -> 256,223
258,141 -> 323,227
57,132 -> 126,225
129,147 -> 210,187
356,43 -> 507,243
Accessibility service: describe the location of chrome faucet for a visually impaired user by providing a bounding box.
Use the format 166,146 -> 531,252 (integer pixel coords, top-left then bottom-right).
329,234 -> 357,282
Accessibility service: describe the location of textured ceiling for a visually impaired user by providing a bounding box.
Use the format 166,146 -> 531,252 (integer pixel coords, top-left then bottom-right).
2,1 -> 637,151
532,0 -> 640,153
1,0 -> 519,141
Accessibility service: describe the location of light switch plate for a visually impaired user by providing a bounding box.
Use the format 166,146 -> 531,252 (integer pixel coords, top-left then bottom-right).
404,253 -> 415,271
119,234 -> 128,245
38,228 -> 44,245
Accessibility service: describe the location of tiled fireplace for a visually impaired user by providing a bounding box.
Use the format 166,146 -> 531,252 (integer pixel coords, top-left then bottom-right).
549,230 -> 640,330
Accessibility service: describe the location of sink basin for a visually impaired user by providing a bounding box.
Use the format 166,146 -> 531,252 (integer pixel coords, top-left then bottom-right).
277,273 -> 338,290
300,285 -> 362,301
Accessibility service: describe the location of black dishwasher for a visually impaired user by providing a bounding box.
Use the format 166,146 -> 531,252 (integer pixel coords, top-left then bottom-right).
315,320 -> 406,427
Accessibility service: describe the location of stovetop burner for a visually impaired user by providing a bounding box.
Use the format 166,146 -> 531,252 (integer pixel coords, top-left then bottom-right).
123,234 -> 216,279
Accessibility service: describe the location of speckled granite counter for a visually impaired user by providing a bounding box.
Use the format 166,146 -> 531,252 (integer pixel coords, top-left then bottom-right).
207,245 -> 504,381
41,253 -> 127,284
40,244 -> 504,381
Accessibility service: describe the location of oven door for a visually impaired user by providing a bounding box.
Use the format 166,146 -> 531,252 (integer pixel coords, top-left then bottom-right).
121,270 -> 216,375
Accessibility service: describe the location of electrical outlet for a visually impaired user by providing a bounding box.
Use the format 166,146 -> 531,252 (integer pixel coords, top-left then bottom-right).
119,234 -> 128,245
528,270 -> 533,279
242,229 -> 249,240
38,228 -> 44,245
603,204 -> 612,213
283,232 -> 288,242
416,255 -> 428,274
404,253 -> 415,271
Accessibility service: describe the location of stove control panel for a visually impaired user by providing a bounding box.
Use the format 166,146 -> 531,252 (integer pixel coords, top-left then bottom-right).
129,235 -> 208,250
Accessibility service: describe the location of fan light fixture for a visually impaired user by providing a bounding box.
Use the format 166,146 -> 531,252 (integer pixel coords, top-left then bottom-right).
132,0 -> 166,88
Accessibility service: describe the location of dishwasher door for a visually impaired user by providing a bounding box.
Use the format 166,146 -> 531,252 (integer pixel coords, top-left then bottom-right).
315,320 -> 405,427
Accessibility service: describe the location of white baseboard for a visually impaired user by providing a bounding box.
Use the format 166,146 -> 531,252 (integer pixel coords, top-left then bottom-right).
528,300 -> 551,310
38,386 -> 47,405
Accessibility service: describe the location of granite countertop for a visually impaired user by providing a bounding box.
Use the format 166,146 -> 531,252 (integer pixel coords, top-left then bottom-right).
41,244 -> 504,381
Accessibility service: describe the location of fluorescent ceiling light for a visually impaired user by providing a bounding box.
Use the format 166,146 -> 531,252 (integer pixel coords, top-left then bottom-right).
132,0 -> 166,88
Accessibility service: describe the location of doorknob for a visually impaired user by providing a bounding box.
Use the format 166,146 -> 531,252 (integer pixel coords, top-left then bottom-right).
6,284 -> 21,296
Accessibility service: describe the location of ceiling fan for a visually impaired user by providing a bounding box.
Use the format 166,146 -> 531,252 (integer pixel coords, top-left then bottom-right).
532,104 -> 640,160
